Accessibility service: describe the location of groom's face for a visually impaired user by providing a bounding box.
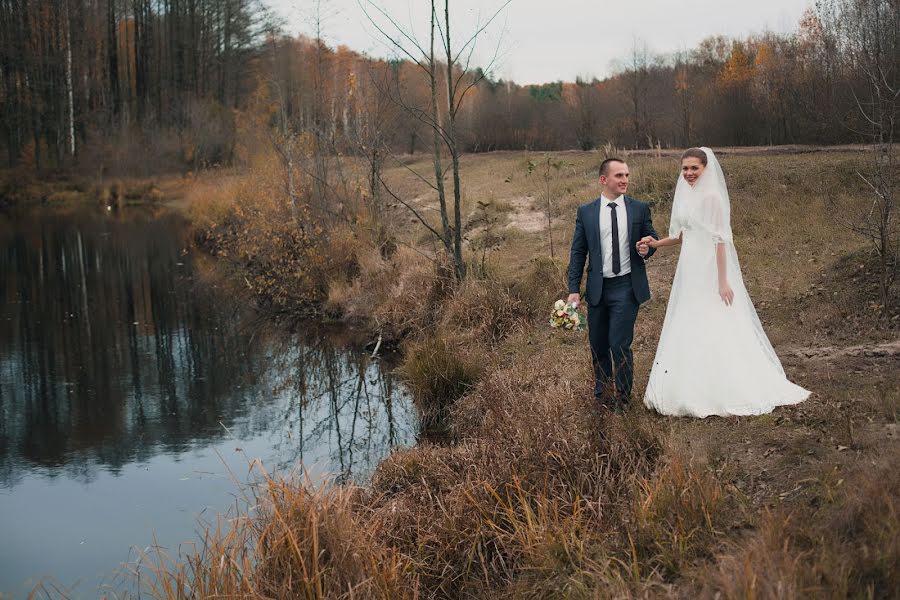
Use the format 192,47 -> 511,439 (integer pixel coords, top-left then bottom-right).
600,161 -> 629,196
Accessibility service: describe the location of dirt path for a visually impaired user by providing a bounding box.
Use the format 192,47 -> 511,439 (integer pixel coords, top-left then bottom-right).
505,197 -> 547,233
787,340 -> 900,361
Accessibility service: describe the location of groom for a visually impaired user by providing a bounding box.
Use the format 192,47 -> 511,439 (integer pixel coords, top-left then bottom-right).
567,158 -> 658,413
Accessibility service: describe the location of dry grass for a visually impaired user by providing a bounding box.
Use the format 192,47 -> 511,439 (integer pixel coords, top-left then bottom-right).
325,246 -> 455,341
706,459 -> 899,600
399,336 -> 482,436
138,470 -> 416,600
153,148 -> 899,599
365,346 -> 667,598
632,448 -> 729,580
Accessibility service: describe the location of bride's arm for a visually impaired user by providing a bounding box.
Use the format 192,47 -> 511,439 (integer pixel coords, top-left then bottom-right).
647,233 -> 682,248
716,243 -> 734,305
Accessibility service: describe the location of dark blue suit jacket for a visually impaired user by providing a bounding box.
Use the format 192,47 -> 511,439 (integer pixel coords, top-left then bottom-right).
567,195 -> 659,306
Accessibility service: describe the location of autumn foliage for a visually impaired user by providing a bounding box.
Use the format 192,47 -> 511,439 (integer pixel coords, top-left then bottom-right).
1,1 -> 896,176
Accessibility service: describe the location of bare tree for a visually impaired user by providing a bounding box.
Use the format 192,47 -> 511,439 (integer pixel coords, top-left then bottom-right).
270,78 -> 305,226
346,59 -> 404,250
308,0 -> 334,214
820,0 -> 899,312
570,76 -> 599,151
621,40 -> 655,148
673,53 -> 693,146
526,154 -> 571,260
63,0 -> 75,157
360,0 -> 510,280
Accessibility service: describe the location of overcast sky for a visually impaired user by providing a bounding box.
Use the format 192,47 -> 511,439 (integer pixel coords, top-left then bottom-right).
268,0 -> 814,85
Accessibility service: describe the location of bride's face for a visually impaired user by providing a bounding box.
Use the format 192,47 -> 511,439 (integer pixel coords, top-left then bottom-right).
682,157 -> 705,186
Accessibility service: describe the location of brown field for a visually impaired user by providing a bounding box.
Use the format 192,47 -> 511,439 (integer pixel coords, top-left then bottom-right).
142,148 -> 898,599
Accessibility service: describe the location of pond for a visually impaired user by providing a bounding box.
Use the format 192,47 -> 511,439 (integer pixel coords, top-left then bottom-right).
0,207 -> 417,598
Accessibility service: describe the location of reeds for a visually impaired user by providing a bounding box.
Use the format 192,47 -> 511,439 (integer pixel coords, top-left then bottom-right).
137,470 -> 417,600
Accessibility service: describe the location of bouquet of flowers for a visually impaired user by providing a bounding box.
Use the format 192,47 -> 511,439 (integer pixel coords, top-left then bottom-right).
549,299 -> 584,331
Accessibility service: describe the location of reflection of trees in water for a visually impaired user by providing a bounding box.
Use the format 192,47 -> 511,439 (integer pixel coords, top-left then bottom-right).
0,210 -> 415,488
0,210 -> 252,485
259,333 -> 414,482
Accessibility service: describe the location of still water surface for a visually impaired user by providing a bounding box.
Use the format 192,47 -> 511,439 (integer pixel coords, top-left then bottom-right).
0,208 -> 417,597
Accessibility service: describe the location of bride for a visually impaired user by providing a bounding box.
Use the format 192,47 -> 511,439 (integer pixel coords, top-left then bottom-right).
640,147 -> 810,417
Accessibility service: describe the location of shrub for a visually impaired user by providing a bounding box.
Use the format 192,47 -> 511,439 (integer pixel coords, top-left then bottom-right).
399,337 -> 481,436
188,160 -> 334,311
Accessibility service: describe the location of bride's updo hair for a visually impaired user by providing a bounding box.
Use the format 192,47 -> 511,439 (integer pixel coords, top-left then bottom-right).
681,147 -> 708,165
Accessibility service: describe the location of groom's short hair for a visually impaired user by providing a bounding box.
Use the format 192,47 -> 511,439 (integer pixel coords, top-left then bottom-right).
599,158 -> 625,178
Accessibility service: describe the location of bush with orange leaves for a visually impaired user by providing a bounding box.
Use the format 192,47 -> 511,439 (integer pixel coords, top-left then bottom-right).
187,157 -> 359,314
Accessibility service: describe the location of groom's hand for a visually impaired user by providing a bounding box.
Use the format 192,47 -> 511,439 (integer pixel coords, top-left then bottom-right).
637,236 -> 655,257
567,293 -> 580,307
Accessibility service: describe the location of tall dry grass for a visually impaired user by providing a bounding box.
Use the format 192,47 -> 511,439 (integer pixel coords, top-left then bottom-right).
631,449 -> 728,580
399,336 -> 482,436
705,462 -> 899,600
138,471 -> 417,600
324,247 -> 456,340
362,344 -> 673,598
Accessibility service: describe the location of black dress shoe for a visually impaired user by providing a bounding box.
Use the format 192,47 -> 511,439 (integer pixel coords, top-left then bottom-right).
595,399 -> 623,415
609,395 -> 631,415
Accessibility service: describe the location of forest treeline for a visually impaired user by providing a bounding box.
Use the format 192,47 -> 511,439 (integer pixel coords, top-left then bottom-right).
0,0 -> 896,174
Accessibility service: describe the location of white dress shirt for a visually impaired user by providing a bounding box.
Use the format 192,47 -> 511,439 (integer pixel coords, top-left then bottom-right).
599,194 -> 631,278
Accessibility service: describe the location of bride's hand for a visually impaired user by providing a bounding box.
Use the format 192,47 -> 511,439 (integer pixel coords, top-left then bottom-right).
718,281 -> 734,306
637,236 -> 657,249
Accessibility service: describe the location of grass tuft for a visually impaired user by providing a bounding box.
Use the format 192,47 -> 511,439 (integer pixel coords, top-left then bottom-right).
632,448 -> 727,579
399,337 -> 482,436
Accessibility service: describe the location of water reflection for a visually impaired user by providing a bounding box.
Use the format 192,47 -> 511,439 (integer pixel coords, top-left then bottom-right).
0,208 -> 416,597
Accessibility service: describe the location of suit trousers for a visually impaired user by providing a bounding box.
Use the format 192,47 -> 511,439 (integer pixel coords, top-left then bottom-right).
587,274 -> 640,406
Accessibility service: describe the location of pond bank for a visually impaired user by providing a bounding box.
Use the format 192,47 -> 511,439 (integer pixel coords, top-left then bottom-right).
0,170 -> 190,213
0,205 -> 418,598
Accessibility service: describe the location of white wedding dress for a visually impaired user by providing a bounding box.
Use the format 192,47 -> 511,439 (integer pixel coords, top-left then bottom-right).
644,148 -> 810,417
